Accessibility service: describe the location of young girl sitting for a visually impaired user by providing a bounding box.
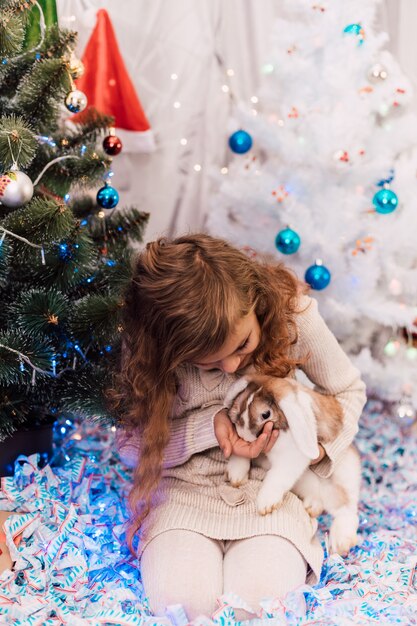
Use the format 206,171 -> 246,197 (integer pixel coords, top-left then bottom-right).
111,233 -> 366,621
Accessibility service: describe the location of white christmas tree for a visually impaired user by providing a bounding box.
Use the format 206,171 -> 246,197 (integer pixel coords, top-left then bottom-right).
207,0 -> 417,416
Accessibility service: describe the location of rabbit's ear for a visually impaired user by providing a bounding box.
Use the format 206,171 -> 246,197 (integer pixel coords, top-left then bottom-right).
279,389 -> 319,460
224,377 -> 251,408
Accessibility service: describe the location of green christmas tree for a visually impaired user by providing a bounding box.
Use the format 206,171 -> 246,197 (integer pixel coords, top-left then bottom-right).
0,2 -> 148,449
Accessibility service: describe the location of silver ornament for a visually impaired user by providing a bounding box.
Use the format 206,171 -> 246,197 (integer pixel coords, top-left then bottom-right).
65,89 -> 88,113
368,63 -> 388,82
0,170 -> 34,208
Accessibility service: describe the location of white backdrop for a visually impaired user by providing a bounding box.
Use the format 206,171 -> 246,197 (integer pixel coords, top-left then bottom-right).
57,0 -> 417,242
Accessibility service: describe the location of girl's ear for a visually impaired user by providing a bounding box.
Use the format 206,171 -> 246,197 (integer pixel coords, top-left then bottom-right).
278,389 -> 320,460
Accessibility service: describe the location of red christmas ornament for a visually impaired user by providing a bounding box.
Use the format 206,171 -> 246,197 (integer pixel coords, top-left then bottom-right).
103,134 -> 122,156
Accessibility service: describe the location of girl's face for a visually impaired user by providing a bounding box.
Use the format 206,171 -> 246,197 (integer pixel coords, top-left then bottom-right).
192,311 -> 261,374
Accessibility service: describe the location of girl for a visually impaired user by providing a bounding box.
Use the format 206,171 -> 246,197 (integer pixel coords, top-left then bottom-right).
111,233 -> 366,621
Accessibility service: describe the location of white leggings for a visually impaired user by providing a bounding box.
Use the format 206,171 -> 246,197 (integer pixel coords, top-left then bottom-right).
140,530 -> 307,621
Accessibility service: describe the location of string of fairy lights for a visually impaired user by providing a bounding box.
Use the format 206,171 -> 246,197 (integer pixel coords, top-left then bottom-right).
161,7 -> 416,414
1,5 -> 416,398
167,19 -> 405,288
0,4 -> 126,382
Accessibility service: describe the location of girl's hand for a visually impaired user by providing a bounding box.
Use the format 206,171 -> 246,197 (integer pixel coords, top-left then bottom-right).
310,443 -> 326,465
214,409 -> 279,459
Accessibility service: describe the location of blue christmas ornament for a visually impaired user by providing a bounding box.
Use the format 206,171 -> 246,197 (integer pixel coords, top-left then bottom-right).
228,129 -> 253,154
305,262 -> 331,290
275,228 -> 301,254
96,183 -> 119,209
343,23 -> 365,45
372,188 -> 398,214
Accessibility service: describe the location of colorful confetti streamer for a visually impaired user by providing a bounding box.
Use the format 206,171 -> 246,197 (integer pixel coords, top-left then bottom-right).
0,400 -> 416,624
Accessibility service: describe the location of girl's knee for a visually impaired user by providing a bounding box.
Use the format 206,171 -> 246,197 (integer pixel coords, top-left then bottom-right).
223,535 -> 307,610
140,530 -> 222,620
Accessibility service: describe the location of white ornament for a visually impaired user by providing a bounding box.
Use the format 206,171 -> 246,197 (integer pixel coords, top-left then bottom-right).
0,170 -> 34,208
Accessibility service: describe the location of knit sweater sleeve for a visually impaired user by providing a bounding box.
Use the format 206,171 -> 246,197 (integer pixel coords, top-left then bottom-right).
116,403 -> 221,470
295,295 -> 367,478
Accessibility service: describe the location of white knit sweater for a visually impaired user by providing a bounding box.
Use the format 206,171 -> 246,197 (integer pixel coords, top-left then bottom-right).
118,295 -> 367,582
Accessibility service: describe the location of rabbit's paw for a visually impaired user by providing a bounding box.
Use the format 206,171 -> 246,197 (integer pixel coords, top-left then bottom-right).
257,484 -> 284,516
302,495 -> 324,518
227,455 -> 250,487
329,514 -> 359,556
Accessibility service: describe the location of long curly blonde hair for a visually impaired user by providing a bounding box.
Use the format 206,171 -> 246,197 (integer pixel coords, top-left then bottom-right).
109,233 -> 306,552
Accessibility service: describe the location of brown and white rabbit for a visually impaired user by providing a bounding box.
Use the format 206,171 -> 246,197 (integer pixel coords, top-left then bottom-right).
223,375 -> 361,556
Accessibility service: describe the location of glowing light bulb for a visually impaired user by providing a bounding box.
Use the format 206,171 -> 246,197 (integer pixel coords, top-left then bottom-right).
262,63 -> 274,74
406,347 -> 417,361
389,279 -> 402,296
384,340 -> 400,357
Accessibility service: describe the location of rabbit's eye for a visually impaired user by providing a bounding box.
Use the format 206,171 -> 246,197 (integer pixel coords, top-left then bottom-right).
261,410 -> 271,420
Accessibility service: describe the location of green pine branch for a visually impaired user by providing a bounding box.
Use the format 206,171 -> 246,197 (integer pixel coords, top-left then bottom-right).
70,293 -> 123,345
55,364 -> 117,423
0,238 -> 11,288
40,149 -> 112,195
96,251 -> 134,293
11,287 -> 69,336
39,24 -> 76,60
0,329 -> 55,385
0,6 -> 24,57
0,378 -> 61,443
0,114 -> 37,170
38,228 -> 97,290
14,57 -> 72,130
58,107 -> 115,149
88,207 -> 149,245
2,196 -> 75,246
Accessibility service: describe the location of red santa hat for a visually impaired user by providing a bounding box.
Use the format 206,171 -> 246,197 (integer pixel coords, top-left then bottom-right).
74,9 -> 155,153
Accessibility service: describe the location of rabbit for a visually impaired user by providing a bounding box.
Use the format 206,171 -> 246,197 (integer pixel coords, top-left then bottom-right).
223,375 -> 361,555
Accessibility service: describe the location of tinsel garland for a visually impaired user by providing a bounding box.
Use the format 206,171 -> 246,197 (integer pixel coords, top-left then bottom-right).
0,400 -> 416,625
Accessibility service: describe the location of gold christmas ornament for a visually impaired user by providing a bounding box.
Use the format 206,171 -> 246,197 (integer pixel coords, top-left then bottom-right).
69,52 -> 85,79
